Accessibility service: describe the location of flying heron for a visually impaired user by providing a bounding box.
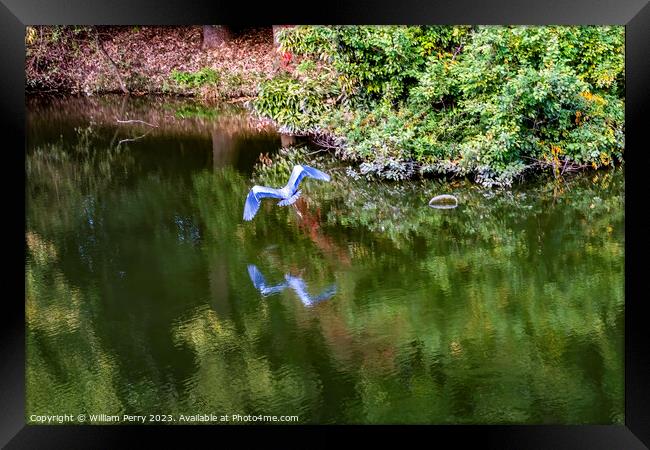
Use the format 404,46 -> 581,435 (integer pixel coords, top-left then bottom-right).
247,264 -> 337,307
243,164 -> 331,221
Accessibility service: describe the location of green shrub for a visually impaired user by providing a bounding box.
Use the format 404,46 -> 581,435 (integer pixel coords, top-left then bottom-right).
253,71 -> 340,132
170,67 -> 221,89
169,67 -> 262,101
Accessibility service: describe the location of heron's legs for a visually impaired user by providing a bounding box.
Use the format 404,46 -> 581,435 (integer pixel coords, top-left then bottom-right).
292,204 -> 303,219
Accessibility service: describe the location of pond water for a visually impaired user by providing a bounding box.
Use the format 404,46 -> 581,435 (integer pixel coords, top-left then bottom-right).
26,95 -> 624,424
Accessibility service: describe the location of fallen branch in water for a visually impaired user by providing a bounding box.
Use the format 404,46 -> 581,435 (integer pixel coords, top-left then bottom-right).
117,128 -> 154,146
115,118 -> 158,128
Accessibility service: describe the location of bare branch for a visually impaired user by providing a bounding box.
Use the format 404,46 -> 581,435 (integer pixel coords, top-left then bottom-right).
117,128 -> 154,146
305,148 -> 329,156
115,119 -> 158,128
311,138 -> 342,150
451,44 -> 464,61
93,27 -> 128,94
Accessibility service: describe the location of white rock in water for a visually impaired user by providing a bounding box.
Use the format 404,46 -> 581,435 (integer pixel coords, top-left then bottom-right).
428,194 -> 458,209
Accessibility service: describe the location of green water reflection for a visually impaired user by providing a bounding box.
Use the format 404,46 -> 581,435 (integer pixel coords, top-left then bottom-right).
26,96 -> 623,424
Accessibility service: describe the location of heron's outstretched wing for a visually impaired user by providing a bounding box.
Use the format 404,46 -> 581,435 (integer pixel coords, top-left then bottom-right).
284,275 -> 334,307
284,165 -> 331,193
247,264 -> 267,290
285,275 -> 310,305
261,284 -> 289,296
311,285 -> 337,304
243,186 -> 284,221
248,264 -> 288,296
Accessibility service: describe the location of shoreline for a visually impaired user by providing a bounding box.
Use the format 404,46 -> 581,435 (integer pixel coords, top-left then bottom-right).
26,91 -> 623,188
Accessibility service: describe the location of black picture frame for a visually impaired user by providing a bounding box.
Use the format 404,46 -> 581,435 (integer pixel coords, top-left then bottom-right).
3,1 -> 649,447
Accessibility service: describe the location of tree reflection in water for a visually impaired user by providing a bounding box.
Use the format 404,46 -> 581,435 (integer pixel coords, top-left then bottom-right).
26,96 -> 624,424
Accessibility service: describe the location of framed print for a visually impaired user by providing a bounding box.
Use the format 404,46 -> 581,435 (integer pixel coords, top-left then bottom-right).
2,0 -> 649,447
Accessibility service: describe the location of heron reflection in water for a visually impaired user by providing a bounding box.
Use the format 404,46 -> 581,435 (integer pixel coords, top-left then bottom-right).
247,264 -> 337,307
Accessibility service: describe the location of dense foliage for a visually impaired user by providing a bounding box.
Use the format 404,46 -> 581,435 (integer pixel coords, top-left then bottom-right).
252,26 -> 625,186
